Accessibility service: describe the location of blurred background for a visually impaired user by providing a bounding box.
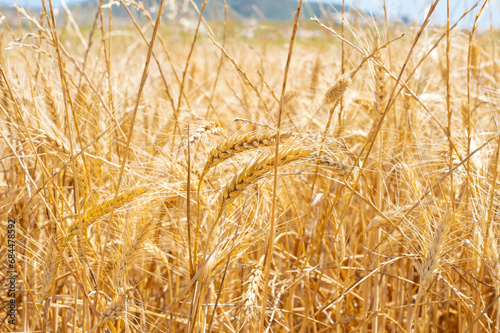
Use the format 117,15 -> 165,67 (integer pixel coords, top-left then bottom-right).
1,0 -> 499,28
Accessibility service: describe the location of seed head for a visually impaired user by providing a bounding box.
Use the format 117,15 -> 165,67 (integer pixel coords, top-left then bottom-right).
324,74 -> 352,105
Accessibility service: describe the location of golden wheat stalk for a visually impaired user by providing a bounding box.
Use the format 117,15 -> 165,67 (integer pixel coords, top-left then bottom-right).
407,213 -> 451,332
115,218 -> 154,287
66,184 -> 149,240
240,255 -> 265,330
308,152 -> 350,174
187,121 -> 226,145
202,131 -> 294,177
215,146 -> 309,220
373,52 -> 389,116
309,55 -> 321,99
40,239 -> 60,300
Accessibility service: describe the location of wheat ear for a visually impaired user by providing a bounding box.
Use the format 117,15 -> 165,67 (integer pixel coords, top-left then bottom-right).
309,152 -> 351,174
407,213 -> 451,332
40,239 -> 60,333
202,131 -> 294,177
240,256 -> 265,330
89,293 -> 127,333
323,73 -> 352,105
216,146 -> 309,220
373,52 -> 389,116
309,55 -> 321,99
40,73 -> 61,129
188,121 -> 226,145
353,97 -> 375,115
201,146 -> 309,257
116,218 -> 154,287
67,184 -> 148,240
40,238 -> 60,300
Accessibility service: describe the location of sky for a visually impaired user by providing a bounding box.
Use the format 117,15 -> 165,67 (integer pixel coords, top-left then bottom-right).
330,0 -> 500,28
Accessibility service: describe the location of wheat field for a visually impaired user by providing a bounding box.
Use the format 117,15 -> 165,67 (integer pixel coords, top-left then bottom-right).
1,0 -> 500,332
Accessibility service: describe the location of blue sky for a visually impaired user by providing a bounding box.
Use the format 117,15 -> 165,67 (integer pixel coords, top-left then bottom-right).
329,0 -> 500,28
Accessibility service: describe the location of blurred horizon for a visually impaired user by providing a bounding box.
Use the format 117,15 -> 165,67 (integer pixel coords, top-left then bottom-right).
0,0 -> 498,29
